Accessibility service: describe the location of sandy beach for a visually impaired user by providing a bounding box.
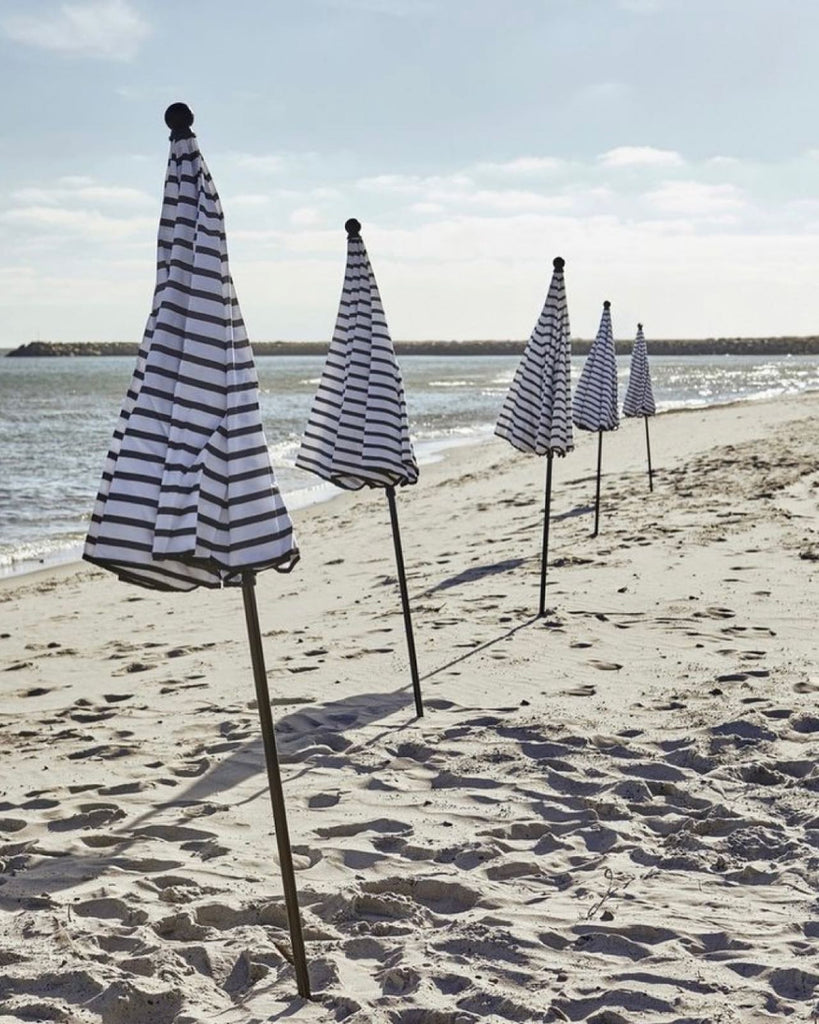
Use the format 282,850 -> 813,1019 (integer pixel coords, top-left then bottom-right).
1,392 -> 817,1023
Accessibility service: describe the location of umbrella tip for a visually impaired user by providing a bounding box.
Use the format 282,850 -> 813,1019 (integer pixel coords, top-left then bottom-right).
345,218 -> 362,238
164,103 -> 195,139
638,322 -> 643,330
603,300 -> 611,310
552,256 -> 565,270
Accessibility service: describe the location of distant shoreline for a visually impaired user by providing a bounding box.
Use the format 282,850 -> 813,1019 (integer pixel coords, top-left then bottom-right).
6,337 -> 819,358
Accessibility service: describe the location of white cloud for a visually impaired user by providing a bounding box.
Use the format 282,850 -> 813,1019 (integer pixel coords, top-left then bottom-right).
475,157 -> 565,176
228,194 -> 272,208
599,146 -> 684,168
11,184 -> 153,207
356,173 -> 476,194
290,207 -> 323,227
464,189 -> 573,214
1,0 -> 150,61
706,156 -> 741,167
1,205 -> 154,241
229,153 -> 285,174
645,181 -> 747,216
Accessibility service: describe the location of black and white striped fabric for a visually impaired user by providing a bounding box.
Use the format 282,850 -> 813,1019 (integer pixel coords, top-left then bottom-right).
295,219 -> 418,490
572,301 -> 619,432
495,257 -> 573,457
84,110 -> 298,591
623,323 -> 656,417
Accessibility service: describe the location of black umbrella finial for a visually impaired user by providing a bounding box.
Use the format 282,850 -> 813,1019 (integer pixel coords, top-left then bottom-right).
553,256 -> 565,271
345,218 -> 362,238
165,103 -> 195,140
638,322 -> 643,330
603,300 -> 611,310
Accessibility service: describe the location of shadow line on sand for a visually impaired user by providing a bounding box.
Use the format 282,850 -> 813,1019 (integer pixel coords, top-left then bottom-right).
425,558 -> 526,593
421,615 -> 540,681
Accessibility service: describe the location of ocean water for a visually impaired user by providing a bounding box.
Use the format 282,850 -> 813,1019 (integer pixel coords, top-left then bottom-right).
1,352 -> 818,578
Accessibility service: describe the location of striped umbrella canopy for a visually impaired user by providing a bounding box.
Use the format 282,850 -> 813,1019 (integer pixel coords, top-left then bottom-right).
84,112 -> 298,591
572,300 -> 619,433
495,256 -> 572,616
623,322 -> 657,490
296,219 -> 418,490
297,219 -> 423,716
83,103 -> 310,998
572,300 -> 619,536
495,256 -> 573,458
623,322 -> 656,417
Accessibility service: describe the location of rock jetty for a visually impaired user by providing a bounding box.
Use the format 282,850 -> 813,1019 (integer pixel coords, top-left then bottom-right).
6,337 -> 819,358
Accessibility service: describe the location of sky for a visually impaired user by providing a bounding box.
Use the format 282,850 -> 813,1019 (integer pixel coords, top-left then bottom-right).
1,0 -> 818,347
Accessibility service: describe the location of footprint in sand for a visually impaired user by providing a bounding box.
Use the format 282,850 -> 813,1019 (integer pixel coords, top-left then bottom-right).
316,818 -> 412,839
70,707 -> 117,723
132,824 -> 218,843
0,817 -> 27,833
47,804 -> 126,832
73,897 -> 149,926
562,683 -> 596,697
171,758 -> 209,778
67,743 -> 137,760
588,659 -> 622,670
694,606 -> 736,619
308,792 -> 340,809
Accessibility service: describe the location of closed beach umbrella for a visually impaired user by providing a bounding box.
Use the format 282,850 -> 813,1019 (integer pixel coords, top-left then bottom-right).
623,322 -> 656,490
296,218 -> 423,716
84,103 -> 310,998
495,256 -> 572,616
572,300 -> 619,536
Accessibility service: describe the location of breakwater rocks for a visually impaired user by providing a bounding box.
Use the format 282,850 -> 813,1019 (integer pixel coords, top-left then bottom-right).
7,337 -> 819,358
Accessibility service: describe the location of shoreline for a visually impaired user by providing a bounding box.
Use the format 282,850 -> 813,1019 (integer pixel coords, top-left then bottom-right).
7,336 -> 819,358
3,385 -> 818,586
3,387 -> 817,590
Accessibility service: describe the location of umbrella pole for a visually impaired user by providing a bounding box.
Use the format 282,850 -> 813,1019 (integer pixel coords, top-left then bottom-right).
241,572 -> 311,999
386,486 -> 424,718
538,452 -> 554,618
644,415 -> 654,492
592,430 -> 603,537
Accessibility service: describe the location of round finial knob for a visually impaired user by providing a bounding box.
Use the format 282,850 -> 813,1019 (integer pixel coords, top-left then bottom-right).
603,300 -> 611,310
164,103 -> 194,139
552,256 -> 565,271
345,218 -> 361,238
637,322 -> 643,330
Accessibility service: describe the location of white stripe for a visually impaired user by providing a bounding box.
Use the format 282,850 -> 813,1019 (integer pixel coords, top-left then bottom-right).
83,134 -> 298,590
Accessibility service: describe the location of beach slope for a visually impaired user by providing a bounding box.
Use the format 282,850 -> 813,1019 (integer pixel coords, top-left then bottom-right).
1,393 -> 817,1022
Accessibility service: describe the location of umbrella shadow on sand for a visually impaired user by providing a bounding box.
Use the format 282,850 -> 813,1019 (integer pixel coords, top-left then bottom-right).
551,503 -> 595,522
421,617 -> 540,681
425,557 -> 526,592
0,687 -> 423,903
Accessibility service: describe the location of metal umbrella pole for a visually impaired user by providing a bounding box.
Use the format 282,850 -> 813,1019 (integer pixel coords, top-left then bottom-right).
538,452 -> 554,617
241,572 -> 311,999
592,430 -> 603,537
386,486 -> 423,717
644,415 -> 654,492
